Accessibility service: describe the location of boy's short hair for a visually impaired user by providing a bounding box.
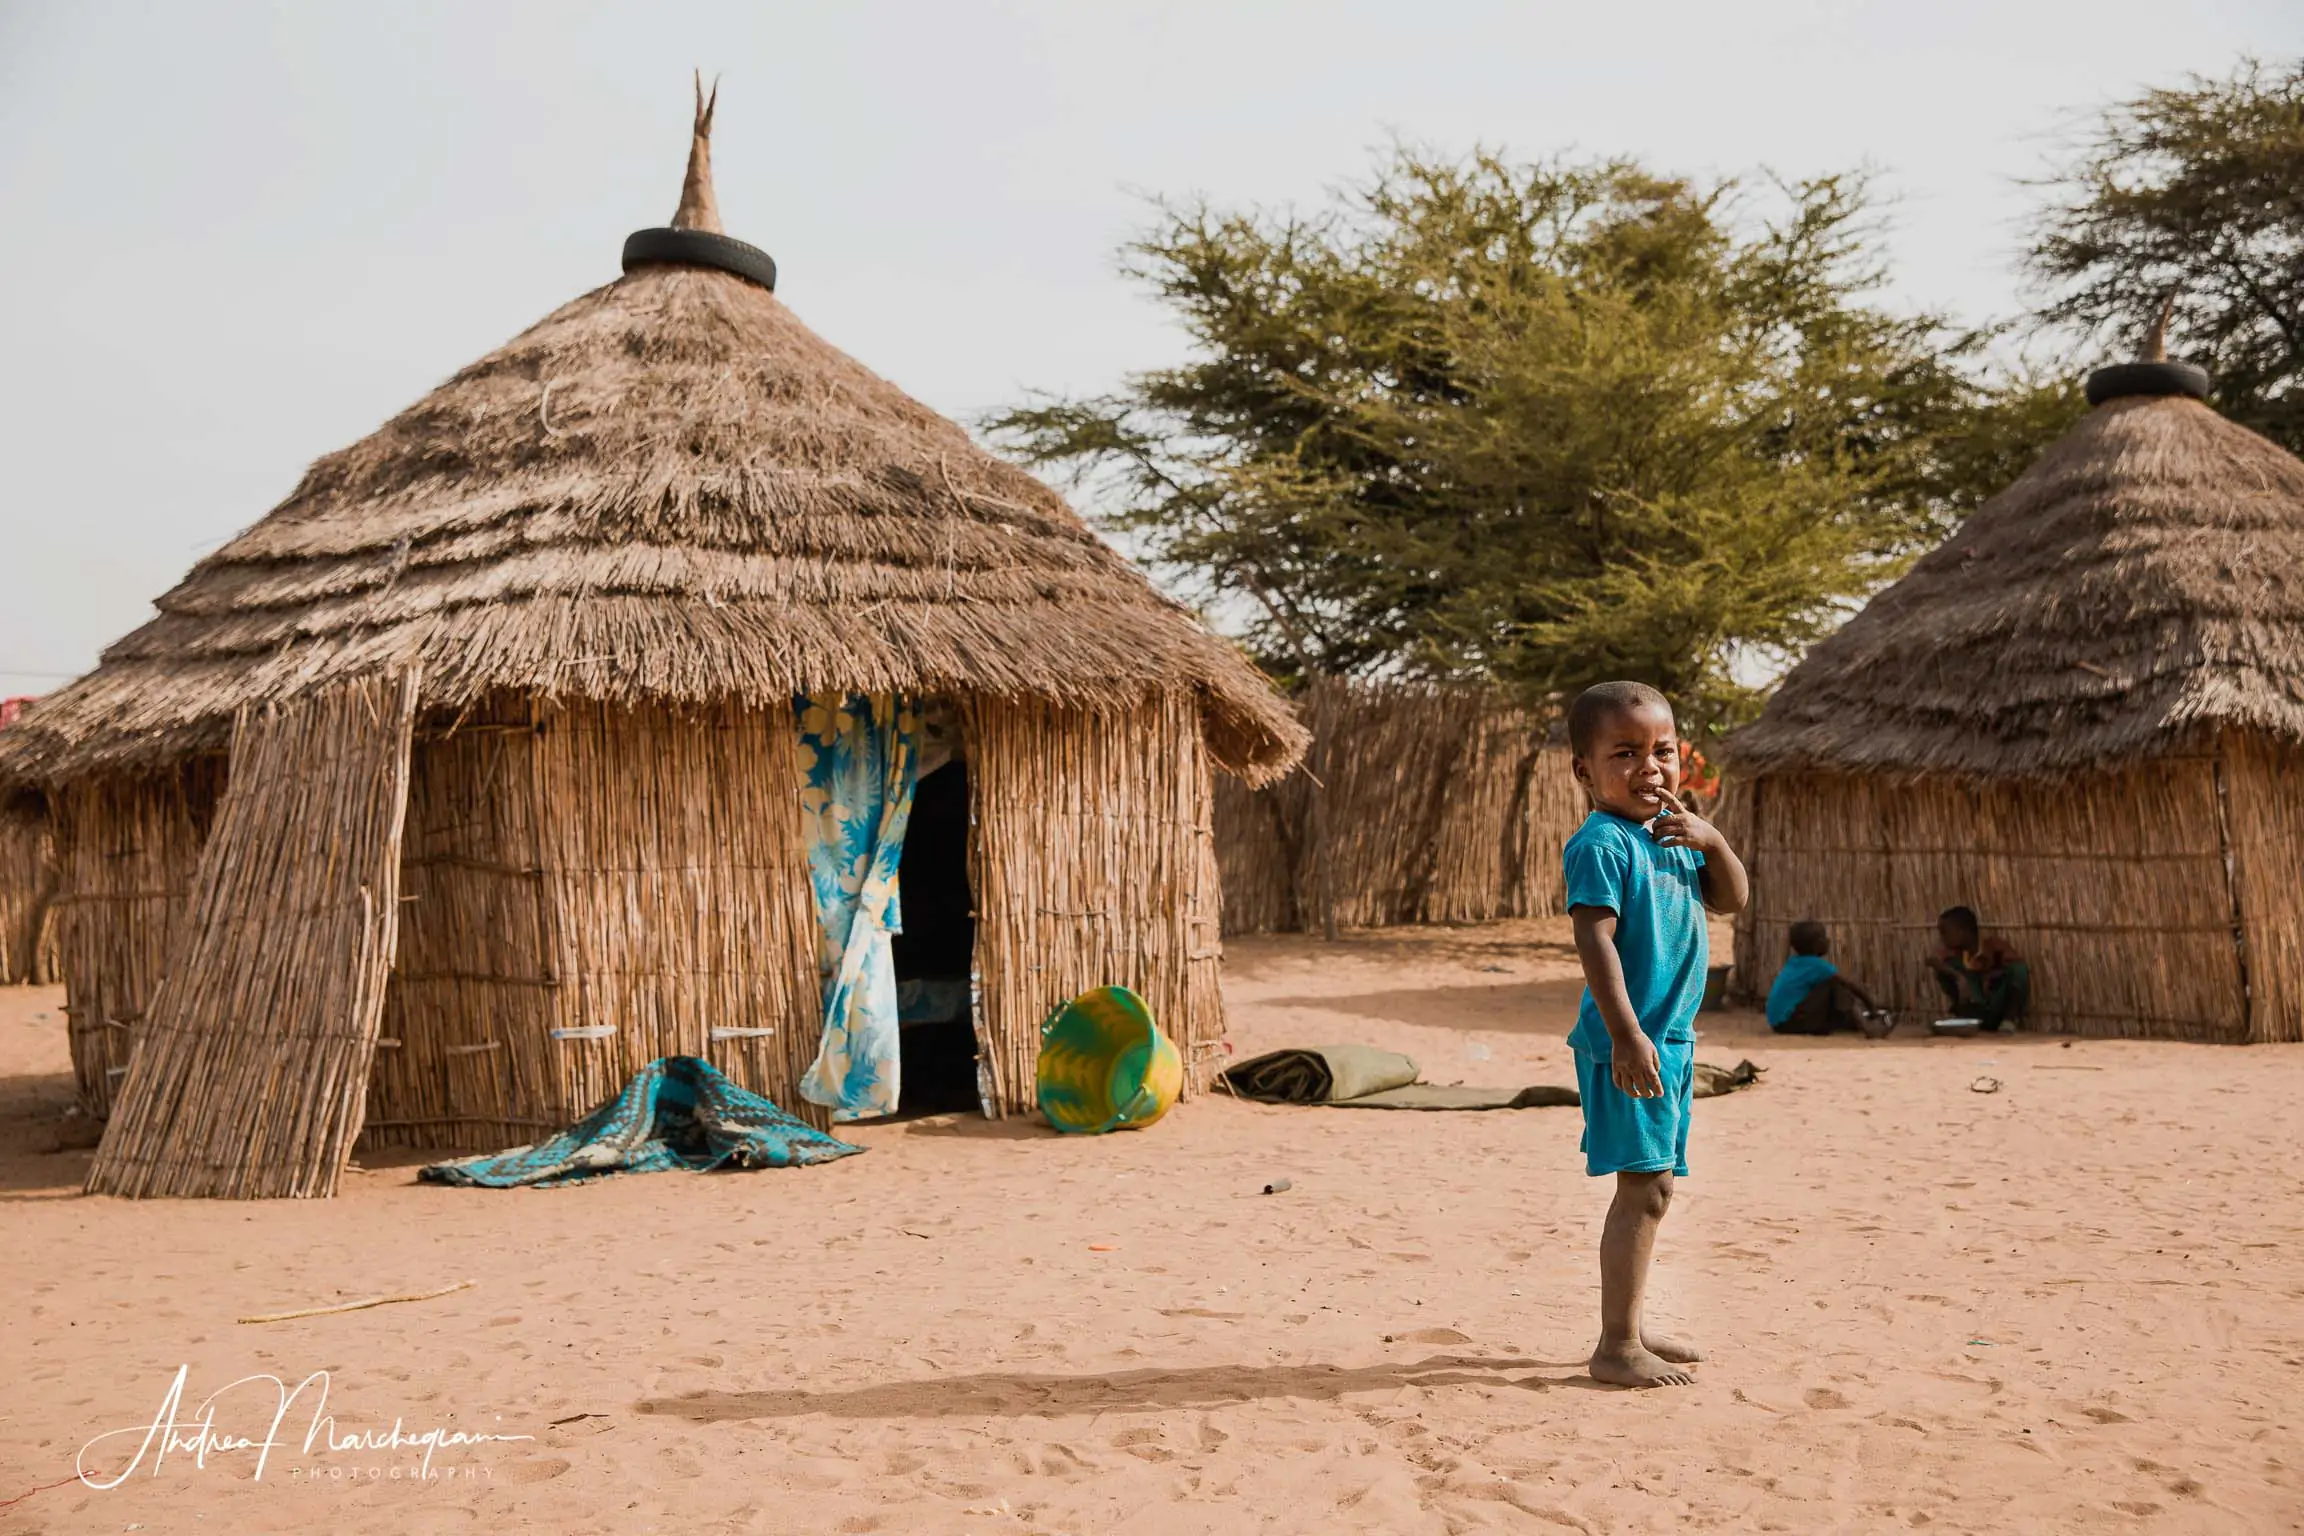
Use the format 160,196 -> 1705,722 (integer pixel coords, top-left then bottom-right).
1788,920 -> 1829,956
1567,681 -> 1670,756
1939,905 -> 1979,934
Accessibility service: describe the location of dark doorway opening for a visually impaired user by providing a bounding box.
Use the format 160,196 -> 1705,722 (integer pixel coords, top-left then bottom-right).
892,758 -> 980,1114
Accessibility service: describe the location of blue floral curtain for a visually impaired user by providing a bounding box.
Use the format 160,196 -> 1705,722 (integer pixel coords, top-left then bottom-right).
796,693 -> 921,1121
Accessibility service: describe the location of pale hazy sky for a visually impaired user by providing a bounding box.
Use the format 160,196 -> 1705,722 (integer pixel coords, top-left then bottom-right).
0,1 -> 2293,695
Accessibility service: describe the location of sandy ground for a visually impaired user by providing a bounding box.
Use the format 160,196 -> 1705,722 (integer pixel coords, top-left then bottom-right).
4,917 -> 2302,1535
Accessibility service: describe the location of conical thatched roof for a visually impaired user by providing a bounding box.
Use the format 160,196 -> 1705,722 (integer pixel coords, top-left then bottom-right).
1726,375 -> 2304,781
0,91 -> 1305,787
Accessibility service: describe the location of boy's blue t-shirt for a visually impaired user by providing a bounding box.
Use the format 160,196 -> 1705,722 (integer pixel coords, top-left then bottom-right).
1765,953 -> 1838,1028
1563,810 -> 1708,1059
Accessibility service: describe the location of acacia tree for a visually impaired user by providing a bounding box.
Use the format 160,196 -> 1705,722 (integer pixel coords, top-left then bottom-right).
991,150 -> 2049,731
2026,58 -> 2304,453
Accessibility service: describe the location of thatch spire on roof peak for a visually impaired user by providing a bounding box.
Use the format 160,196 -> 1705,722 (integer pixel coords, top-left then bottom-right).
671,71 -> 723,234
2142,291 -> 2176,363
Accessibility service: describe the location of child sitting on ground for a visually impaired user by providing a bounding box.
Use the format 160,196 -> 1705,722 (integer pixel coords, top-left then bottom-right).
1562,681 -> 1749,1390
1766,920 -> 1894,1038
1929,906 -> 2029,1032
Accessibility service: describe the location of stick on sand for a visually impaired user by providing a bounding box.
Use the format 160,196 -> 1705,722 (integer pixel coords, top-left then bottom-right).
237,1279 -> 474,1325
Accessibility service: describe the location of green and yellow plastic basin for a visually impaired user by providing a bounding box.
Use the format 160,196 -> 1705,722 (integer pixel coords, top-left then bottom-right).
1036,985 -> 1183,1134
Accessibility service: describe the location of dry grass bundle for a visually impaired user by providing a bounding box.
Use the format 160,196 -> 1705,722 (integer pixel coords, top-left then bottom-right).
967,693 -> 1223,1115
1214,678 -> 1580,936
86,673 -> 417,1199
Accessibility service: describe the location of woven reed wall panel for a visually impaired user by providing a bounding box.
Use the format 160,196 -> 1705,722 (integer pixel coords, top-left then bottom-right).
364,699 -> 561,1148
1211,769 -> 1297,935
2223,733 -> 2304,1044
86,674 -> 416,1199
54,762 -> 222,1118
1738,766 -> 2246,1040
967,694 -> 1222,1117
1714,782 -> 1760,1008
0,803 -> 59,986
1212,678 -> 1575,935
529,700 -> 824,1129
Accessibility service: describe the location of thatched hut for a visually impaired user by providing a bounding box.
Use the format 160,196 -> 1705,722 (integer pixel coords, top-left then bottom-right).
1,86 -> 1304,1186
1724,350 -> 2304,1043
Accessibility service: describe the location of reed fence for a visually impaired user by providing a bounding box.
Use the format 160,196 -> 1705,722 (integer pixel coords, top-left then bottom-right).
87,672 -> 417,1198
1213,677 -> 1581,936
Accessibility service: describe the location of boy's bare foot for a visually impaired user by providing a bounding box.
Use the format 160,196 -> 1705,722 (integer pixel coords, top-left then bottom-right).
1589,1339 -> 1695,1388
1641,1330 -> 1702,1364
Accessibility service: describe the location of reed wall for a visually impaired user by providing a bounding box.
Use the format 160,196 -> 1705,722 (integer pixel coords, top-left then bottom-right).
367,698 -> 825,1148
1213,678 -> 1579,935
87,675 -> 416,1199
967,693 -> 1223,1115
58,690 -> 1232,1141
532,699 -> 824,1129
2220,732 -> 2304,1043
1735,761 -> 2249,1041
55,761 -> 224,1118
364,697 -> 563,1147
0,802 -> 59,985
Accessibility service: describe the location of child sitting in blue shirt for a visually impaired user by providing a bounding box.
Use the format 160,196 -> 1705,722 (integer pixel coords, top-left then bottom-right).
1562,681 -> 1748,1390
1766,920 -> 1893,1038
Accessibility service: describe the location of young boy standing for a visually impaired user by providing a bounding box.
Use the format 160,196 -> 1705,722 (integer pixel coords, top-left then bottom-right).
1563,681 -> 1749,1389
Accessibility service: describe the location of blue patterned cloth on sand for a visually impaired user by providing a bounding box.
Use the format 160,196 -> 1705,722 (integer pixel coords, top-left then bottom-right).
796,693 -> 921,1121
418,1057 -> 862,1188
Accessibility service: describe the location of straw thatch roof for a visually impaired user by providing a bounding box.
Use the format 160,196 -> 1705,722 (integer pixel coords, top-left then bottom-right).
0,88 -> 1306,788
1726,380 -> 2304,781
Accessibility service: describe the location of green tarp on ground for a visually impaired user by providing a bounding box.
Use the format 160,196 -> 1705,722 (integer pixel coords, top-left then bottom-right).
1223,1047 -> 1764,1110
1220,1045 -> 1422,1104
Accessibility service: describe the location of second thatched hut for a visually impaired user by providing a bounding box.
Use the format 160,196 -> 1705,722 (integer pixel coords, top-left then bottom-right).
1724,353 -> 2304,1042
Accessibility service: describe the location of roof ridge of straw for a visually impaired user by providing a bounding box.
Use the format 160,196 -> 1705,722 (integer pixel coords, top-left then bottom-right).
1725,393 -> 2304,781
0,103 -> 1307,788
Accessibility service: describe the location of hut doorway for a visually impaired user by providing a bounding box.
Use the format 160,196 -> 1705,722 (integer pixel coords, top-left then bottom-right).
892,754 -> 981,1114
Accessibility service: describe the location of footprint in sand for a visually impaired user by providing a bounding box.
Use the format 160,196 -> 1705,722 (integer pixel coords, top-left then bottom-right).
2083,1406 -> 2132,1424
498,1456 -> 572,1484
1111,1428 -> 1177,1463
1393,1327 -> 1473,1345
1805,1388 -> 1852,1410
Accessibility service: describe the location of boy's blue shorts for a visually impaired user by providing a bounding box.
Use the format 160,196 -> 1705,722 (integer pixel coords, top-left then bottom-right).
1574,1042 -> 1693,1177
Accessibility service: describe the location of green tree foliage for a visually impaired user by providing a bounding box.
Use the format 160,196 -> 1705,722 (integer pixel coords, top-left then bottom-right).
2027,58 -> 2304,453
991,150 -> 2053,730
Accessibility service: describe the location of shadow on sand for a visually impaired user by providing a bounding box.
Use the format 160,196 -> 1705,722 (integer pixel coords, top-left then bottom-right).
635,1353 -> 1612,1422
1258,978 -> 1588,1036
